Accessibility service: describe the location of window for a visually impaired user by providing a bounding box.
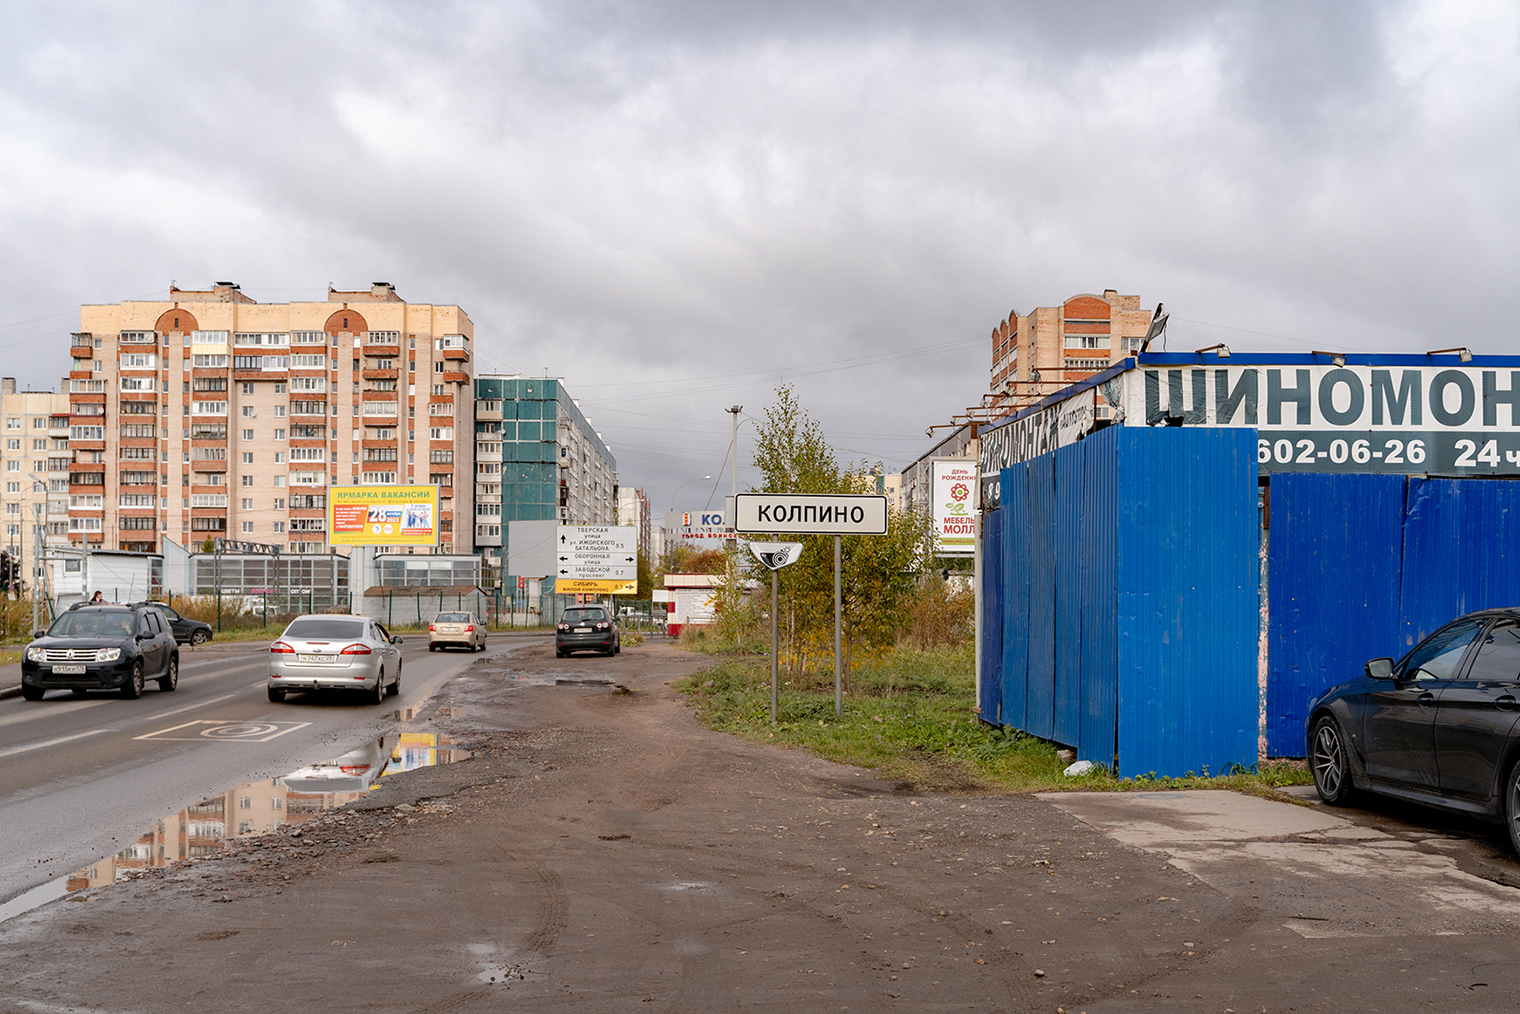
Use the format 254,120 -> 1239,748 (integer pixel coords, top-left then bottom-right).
4,482 -> 16,493
273,476 -> 285,487
242,405 -> 255,417
240,452 -> 253,463
292,354 -> 325,368
241,522 -> 254,533
1400,620 -> 1486,680
372,380 -> 397,391
120,377 -> 156,392
241,498 -> 254,509
274,428 -> 286,440
291,331 -> 325,345
290,401 -> 326,416
191,494 -> 227,507
242,428 -> 254,440
192,331 -> 230,345
362,402 -> 398,416
274,406 -> 286,417
120,516 -> 156,530
429,402 -> 453,416
274,497 -> 288,509
193,401 -> 228,415
69,426 -> 103,441
241,475 -> 254,487
121,400 -> 157,415
429,427 -> 453,440
120,353 -> 157,368
192,354 -> 229,368
434,361 -> 445,373
274,452 -> 287,463
433,384 -> 448,396
241,382 -> 255,395
290,377 -> 326,392
119,494 -> 155,506
429,450 -> 454,463
274,382 -> 287,394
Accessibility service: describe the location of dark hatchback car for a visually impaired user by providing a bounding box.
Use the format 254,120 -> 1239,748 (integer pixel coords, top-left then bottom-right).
555,606 -> 621,658
1308,608 -> 1520,853
143,601 -> 213,645
20,604 -> 180,700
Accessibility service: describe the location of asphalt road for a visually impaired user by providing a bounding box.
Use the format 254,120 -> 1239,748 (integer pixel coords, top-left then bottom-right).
0,633 -> 547,908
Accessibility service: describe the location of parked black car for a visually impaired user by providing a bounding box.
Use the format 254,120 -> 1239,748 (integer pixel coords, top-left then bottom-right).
1308,608 -> 1520,854
142,601 -> 214,645
555,606 -> 621,657
20,604 -> 180,700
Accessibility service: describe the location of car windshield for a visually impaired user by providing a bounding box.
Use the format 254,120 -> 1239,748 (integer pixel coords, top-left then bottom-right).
563,609 -> 606,623
284,618 -> 367,640
436,613 -> 470,623
48,611 -> 135,639
153,604 -> 181,620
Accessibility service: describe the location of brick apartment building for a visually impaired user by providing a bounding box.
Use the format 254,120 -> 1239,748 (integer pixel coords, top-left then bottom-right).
69,283 -> 474,558
989,290 -> 1153,413
0,379 -> 71,563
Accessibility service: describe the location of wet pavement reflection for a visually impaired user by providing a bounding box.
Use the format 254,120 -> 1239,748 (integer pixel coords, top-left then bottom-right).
0,721 -> 469,924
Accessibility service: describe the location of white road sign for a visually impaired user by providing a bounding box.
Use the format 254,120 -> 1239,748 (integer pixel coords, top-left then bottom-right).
556,525 -> 637,580
732,494 -> 888,535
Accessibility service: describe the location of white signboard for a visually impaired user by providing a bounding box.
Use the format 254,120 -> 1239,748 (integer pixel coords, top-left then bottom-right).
732,494 -> 888,535
1122,363 -> 1520,475
664,509 -> 730,547
930,459 -> 977,556
556,525 -> 637,580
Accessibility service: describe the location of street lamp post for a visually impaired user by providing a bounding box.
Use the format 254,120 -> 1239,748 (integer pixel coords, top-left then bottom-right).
668,476 -> 712,513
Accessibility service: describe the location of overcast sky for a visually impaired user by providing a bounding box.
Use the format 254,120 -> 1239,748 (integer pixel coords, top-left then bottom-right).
2,0 -> 1516,512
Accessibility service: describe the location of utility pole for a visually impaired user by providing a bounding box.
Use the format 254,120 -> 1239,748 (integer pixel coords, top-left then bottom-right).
725,405 -> 742,501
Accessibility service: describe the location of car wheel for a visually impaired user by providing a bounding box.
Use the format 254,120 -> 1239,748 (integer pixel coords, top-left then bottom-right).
1504,760 -> 1520,858
1310,714 -> 1354,805
387,666 -> 401,697
267,686 -> 285,703
556,649 -> 567,658
121,661 -> 144,700
157,656 -> 179,692
190,629 -> 210,646
21,684 -> 44,701
370,669 -> 386,705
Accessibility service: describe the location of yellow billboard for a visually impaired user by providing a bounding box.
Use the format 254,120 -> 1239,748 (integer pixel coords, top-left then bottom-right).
327,486 -> 440,546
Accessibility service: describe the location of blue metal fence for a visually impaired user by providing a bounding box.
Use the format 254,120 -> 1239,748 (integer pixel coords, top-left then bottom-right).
1265,473 -> 1406,756
980,511 -> 1004,723
987,426 -> 1260,777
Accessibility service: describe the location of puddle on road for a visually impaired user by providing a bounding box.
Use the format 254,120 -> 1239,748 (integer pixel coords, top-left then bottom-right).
1,722 -> 470,926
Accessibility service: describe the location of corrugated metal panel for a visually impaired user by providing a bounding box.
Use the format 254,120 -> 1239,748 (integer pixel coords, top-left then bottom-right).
1111,427 -> 1259,778
1266,473 -> 1405,756
1000,464 -> 1028,731
1400,478 -> 1520,650
1024,453 -> 1057,741
1079,432 -> 1117,766
1052,442 -> 1083,747
979,508 -> 1003,723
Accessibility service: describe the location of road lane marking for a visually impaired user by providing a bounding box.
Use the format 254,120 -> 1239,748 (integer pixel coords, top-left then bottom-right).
0,698 -> 110,729
0,728 -> 114,759
135,719 -> 311,743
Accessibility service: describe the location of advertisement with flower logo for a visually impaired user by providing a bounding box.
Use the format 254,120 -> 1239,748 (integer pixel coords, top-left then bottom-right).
931,458 -> 978,556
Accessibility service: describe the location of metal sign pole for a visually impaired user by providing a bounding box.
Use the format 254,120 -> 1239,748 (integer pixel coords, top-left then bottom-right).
770,567 -> 779,724
834,534 -> 842,719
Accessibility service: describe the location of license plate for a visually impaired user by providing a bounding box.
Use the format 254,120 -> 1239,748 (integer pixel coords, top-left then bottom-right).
298,654 -> 336,664
51,664 -> 87,674
574,627 -> 591,634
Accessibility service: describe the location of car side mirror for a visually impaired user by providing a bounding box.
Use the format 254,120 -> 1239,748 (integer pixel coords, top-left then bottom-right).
391,636 -> 403,645
32,629 -> 45,640
1365,657 -> 1395,679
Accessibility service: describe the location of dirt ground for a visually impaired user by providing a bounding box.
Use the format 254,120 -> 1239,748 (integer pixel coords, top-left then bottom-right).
3,640 -> 1518,1013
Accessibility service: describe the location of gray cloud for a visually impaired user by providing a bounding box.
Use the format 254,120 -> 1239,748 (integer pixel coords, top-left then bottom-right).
0,0 -> 1513,507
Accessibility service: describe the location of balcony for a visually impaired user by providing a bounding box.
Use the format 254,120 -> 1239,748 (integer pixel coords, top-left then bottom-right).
361,368 -> 398,381
441,371 -> 468,385
440,347 -> 470,362
362,340 -> 401,357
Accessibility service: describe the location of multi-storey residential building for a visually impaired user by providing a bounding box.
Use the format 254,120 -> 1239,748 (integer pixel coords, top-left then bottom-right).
988,290 -> 1154,413
472,376 -> 617,583
0,378 -> 71,565
70,282 -> 474,558
616,486 -> 652,563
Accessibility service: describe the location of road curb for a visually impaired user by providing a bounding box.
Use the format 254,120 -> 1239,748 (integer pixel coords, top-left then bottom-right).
0,685 -> 20,700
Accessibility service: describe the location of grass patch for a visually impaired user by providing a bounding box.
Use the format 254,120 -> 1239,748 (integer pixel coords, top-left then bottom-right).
675,644 -> 1312,798
0,650 -> 19,666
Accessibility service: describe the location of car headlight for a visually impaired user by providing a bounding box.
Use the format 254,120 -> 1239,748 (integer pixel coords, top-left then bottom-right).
96,648 -> 122,662
25,646 -> 44,663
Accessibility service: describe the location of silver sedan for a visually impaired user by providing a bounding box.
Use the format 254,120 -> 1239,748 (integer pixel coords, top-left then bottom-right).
267,615 -> 403,704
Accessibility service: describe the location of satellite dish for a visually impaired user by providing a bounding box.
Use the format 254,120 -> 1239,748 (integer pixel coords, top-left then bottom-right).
749,541 -> 804,570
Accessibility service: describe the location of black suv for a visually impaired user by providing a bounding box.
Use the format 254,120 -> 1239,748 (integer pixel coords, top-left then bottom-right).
20,604 -> 180,700
143,601 -> 214,645
555,605 -> 621,657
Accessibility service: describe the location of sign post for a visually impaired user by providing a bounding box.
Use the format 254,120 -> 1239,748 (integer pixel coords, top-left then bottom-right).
734,494 -> 888,719
749,541 -> 803,723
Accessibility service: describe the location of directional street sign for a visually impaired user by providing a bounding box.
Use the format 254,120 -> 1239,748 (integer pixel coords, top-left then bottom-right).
556,578 -> 638,595
556,525 -> 637,581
